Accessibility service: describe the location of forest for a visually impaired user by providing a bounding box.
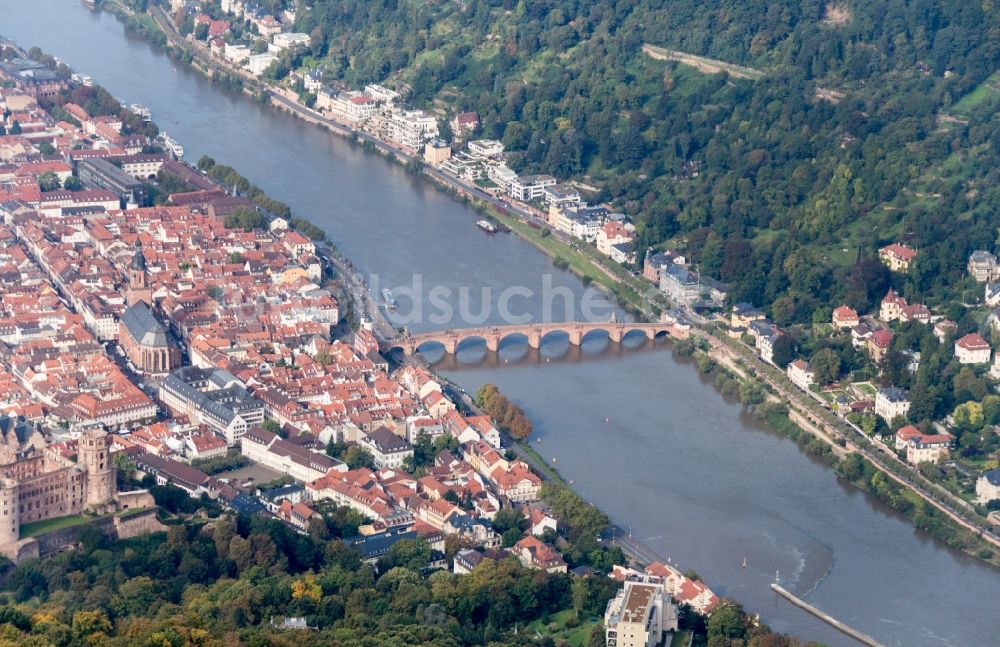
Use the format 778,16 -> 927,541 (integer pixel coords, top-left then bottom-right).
0,498 -> 812,647
261,0 -> 1000,321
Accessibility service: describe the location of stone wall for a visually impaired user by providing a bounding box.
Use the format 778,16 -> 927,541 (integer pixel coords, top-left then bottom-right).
113,508 -> 167,539
2,508 -> 166,564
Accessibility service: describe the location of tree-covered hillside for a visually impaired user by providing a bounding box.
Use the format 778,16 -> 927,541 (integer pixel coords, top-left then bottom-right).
0,508 -> 808,647
282,0 -> 1000,320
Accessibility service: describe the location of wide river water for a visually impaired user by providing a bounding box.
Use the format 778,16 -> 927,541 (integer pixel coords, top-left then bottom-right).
4,3 -> 999,645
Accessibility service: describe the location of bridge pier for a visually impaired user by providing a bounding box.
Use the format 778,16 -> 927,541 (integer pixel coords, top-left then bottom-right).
397,322 -> 679,356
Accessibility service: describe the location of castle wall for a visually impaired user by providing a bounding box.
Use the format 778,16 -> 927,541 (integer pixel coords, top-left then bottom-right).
12,466 -> 86,523
0,454 -> 45,481
11,508 -> 165,563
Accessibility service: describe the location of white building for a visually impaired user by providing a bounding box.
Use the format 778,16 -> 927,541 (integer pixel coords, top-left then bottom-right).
158,367 -> 264,446
543,183 -> 581,208
875,386 -> 910,423
605,574 -> 678,647
905,433 -> 952,465
269,32 -> 311,52
364,84 -> 400,104
975,469 -> 1000,504
486,163 -> 518,190
508,174 -> 556,202
223,44 -> 251,64
786,359 -> 814,391
316,88 -> 379,125
467,139 -> 504,159
359,426 -> 414,469
954,333 -> 991,364
387,110 -> 439,150
241,427 -> 346,483
245,54 -> 279,77
968,250 -> 1000,282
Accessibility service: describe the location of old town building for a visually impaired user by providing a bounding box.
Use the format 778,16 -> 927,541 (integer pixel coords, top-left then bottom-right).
119,302 -> 181,376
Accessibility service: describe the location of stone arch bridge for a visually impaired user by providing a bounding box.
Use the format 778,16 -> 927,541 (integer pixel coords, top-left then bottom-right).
383,321 -> 689,356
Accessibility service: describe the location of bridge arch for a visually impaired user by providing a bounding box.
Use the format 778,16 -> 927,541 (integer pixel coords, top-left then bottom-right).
393,321 -> 684,356
454,334 -> 489,352
497,330 -> 530,348
580,327 -> 612,345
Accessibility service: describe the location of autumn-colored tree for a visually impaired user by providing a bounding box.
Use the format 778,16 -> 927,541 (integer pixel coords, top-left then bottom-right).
291,572 -> 323,603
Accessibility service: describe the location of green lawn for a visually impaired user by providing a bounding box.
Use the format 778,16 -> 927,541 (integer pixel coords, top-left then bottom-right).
525,609 -> 601,647
518,441 -> 565,483
852,381 -> 877,397
947,71 -> 1000,118
20,514 -> 90,538
670,632 -> 693,647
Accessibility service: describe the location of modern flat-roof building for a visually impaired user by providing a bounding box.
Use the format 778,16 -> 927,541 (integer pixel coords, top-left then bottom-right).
509,175 -> 557,202
605,574 -> 678,647
76,157 -> 148,206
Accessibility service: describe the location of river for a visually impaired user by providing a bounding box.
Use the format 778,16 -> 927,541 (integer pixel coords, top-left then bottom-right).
3,3 -> 999,646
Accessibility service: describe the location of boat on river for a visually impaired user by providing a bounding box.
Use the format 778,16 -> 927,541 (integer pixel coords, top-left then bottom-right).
382,288 -> 397,309
158,132 -> 184,158
476,219 -> 498,233
130,103 -> 152,121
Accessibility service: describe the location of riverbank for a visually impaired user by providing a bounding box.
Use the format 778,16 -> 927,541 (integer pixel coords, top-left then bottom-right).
681,337 -> 1000,568
100,0 -> 652,317
97,0 -> 995,559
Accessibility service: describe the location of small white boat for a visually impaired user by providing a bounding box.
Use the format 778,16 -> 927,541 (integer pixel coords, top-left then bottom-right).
382,288 -> 397,309
477,219 -> 498,233
130,103 -> 152,121
158,132 -> 184,158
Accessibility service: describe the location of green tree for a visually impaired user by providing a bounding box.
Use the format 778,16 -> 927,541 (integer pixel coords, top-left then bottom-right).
706,602 -> 745,641
71,610 -> 111,642
224,206 -> 267,231
810,348 -> 841,385
953,401 -> 985,431
36,172 -> 61,192
387,538 -> 432,570
342,446 -> 375,469
770,334 -> 796,368
982,395 -> 1000,425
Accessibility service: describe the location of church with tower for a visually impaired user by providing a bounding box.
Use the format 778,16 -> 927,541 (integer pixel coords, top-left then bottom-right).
118,240 -> 181,375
